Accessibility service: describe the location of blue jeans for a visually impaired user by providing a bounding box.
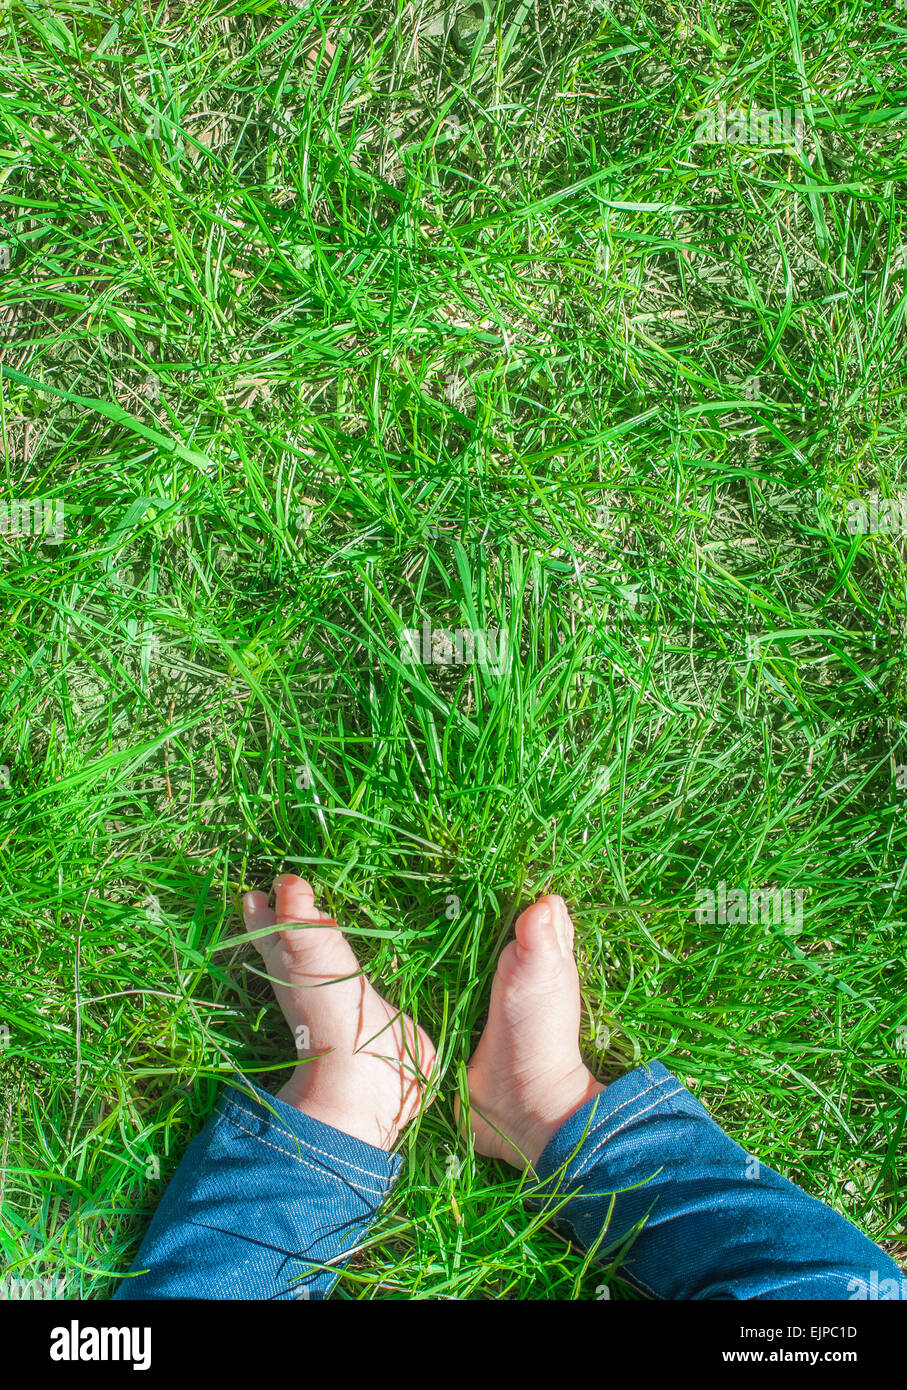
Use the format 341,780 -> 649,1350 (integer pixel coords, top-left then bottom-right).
113,1061 -> 902,1301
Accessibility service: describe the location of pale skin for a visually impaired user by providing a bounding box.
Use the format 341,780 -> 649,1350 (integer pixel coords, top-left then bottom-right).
242,874 -> 604,1165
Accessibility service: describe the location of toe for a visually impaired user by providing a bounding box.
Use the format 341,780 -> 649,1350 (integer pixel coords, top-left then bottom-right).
273,874 -> 341,953
272,874 -> 338,926
514,897 -> 563,957
271,875 -> 360,980
242,891 -> 277,953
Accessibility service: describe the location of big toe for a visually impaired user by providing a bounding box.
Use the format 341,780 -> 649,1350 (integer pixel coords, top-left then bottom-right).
514,895 -> 567,959
273,874 -> 337,928
251,874 -> 359,985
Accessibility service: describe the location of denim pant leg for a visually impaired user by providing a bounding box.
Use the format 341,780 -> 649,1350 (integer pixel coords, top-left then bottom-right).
114,1079 -> 401,1300
530,1060 -> 904,1300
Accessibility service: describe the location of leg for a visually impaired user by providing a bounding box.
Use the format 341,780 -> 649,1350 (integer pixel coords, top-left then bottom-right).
462,894 -> 903,1301
115,875 -> 435,1300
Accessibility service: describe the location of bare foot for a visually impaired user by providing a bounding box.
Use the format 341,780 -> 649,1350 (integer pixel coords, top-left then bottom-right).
242,874 -> 436,1150
462,895 -> 604,1169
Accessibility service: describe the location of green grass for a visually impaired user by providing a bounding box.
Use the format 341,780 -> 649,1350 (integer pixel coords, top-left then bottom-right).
0,0 -> 906,1300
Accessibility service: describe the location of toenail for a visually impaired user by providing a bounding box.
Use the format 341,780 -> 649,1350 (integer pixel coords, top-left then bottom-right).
536,905 -> 552,924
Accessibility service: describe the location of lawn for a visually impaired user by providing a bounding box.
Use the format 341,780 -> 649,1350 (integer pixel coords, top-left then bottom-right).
0,0 -> 905,1300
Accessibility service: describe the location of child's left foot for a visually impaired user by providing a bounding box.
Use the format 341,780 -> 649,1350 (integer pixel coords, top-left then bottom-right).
460,894 -> 604,1168
242,874 -> 436,1150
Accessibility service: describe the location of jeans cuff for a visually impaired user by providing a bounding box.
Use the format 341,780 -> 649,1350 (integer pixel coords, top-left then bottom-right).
219,1076 -> 404,1196
532,1059 -> 687,1191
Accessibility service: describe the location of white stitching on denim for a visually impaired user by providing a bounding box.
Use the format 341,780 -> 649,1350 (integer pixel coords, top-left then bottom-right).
789,1272 -> 867,1285
536,1071 -> 673,1189
223,1096 -> 392,1184
572,1087 -> 686,1179
221,1111 -> 390,1197
558,1073 -> 675,1176
575,1071 -> 674,1143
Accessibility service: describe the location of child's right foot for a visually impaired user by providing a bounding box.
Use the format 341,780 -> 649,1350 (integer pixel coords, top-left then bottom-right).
463,895 -> 604,1168
242,874 -> 436,1151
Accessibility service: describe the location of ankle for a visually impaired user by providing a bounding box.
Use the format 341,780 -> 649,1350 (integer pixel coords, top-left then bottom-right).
276,1079 -> 395,1150
522,1067 -> 605,1167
